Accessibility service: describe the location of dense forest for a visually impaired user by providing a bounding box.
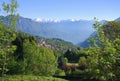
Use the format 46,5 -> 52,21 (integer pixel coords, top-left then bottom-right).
0,0 -> 120,81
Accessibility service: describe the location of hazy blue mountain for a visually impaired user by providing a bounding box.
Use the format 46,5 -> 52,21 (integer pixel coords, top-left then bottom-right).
116,17 -> 120,21
15,16 -> 95,44
79,32 -> 97,47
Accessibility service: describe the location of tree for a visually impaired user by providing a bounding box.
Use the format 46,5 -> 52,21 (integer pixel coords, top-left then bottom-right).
0,0 -> 19,77
2,0 -> 19,29
22,39 -> 38,74
64,57 -> 68,64
22,38 -> 57,76
0,23 -> 16,77
86,18 -> 116,81
102,21 -> 120,41
78,57 -> 87,70
101,21 -> 120,81
64,49 -> 87,63
37,47 -> 57,76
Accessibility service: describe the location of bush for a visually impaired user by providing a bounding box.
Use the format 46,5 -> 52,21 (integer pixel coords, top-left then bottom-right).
55,69 -> 66,76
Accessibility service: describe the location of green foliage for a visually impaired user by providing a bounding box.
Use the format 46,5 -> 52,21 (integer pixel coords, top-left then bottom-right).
102,21 -> 120,41
0,24 -> 16,76
12,34 -> 57,76
12,32 -> 36,61
63,58 -> 68,64
101,21 -> 120,81
78,57 -> 87,67
22,39 -> 38,74
36,47 -> 57,76
0,0 -> 19,77
64,48 -> 87,63
55,69 -> 66,76
86,18 -> 117,81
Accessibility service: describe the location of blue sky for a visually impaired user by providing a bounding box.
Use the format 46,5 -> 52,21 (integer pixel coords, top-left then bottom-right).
0,0 -> 120,20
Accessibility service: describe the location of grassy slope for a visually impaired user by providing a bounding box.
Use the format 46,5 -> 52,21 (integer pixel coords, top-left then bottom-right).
0,75 -> 68,81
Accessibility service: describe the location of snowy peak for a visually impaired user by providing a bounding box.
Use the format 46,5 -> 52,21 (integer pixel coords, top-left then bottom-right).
34,18 -> 83,23
34,18 -> 61,23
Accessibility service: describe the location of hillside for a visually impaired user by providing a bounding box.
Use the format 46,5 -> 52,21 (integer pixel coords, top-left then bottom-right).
35,36 -> 78,51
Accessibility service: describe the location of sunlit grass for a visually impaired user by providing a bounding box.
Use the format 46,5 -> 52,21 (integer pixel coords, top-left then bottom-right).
0,75 -> 68,81
66,63 -> 79,67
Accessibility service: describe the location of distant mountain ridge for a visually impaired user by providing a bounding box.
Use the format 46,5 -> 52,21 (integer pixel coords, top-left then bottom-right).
14,16 -> 95,44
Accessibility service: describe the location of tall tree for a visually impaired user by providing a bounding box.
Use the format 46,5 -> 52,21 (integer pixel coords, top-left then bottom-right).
2,0 -> 19,29
102,21 -> 120,81
38,47 -> 57,76
0,0 -> 19,77
87,18 -> 116,81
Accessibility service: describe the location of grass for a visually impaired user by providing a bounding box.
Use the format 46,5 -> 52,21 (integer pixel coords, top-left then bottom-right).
66,63 -> 79,67
0,75 -> 68,81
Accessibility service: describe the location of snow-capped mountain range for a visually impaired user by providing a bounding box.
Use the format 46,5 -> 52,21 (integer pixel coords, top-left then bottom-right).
34,18 -> 84,23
